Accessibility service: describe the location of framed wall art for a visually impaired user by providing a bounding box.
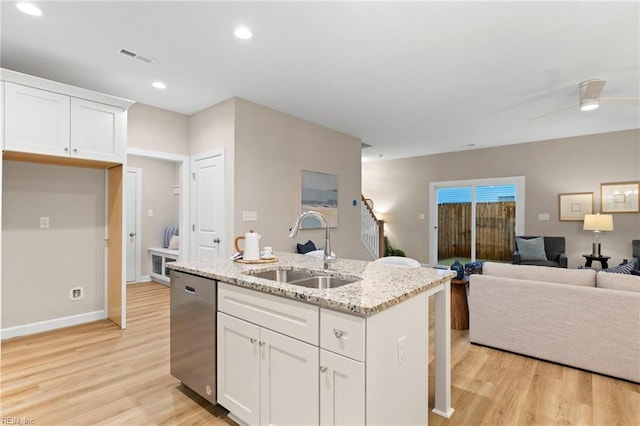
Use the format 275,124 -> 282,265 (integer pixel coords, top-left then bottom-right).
300,170 -> 338,229
558,192 -> 594,221
600,181 -> 640,213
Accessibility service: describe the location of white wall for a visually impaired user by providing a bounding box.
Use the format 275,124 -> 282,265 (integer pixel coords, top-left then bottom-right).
2,161 -> 105,328
362,129 -> 640,267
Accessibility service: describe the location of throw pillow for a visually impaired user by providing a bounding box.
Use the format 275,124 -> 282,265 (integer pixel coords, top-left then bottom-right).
168,235 -> 179,250
296,240 -> 317,254
516,237 -> 547,261
603,262 -> 635,274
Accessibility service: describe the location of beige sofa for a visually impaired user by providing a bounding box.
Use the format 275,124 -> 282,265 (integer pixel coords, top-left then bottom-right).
469,262 -> 640,383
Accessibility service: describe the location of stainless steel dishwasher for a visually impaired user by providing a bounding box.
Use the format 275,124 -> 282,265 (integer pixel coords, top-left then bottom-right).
170,270 -> 217,405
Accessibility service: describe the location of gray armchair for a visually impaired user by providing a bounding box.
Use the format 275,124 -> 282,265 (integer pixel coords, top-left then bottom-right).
632,240 -> 640,269
512,236 -> 568,268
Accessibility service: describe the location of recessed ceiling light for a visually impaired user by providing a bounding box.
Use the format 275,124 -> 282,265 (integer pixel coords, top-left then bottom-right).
152,81 -> 167,90
234,26 -> 253,40
16,2 -> 43,16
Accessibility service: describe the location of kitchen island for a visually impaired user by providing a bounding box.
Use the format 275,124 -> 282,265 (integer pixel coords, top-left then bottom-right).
169,252 -> 454,425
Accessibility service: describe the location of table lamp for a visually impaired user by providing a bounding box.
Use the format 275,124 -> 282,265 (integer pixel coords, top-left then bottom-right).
583,213 -> 614,256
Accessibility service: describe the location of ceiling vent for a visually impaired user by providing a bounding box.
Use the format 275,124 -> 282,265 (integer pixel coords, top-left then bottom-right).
119,48 -> 154,64
361,143 -> 373,149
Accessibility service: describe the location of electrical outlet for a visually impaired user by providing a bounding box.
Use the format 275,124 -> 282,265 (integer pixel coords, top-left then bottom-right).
70,287 -> 83,301
398,336 -> 407,365
40,217 -> 50,228
148,209 -> 154,217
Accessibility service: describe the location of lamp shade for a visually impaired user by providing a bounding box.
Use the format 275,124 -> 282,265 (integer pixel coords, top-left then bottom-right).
583,214 -> 614,231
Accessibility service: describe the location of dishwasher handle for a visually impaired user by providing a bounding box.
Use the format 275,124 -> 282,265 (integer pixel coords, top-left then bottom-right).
184,285 -> 196,294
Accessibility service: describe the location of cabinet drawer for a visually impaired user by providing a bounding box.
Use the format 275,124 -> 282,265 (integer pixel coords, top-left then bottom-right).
218,282 -> 319,345
320,308 -> 365,362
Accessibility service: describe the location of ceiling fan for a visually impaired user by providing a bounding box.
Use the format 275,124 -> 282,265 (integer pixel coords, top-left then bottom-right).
531,79 -> 640,120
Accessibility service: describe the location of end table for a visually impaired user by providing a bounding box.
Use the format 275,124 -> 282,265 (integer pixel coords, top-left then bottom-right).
582,254 -> 610,269
450,277 -> 469,330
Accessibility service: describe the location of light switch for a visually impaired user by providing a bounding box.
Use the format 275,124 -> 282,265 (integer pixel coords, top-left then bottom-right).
242,211 -> 258,221
40,217 -> 50,228
538,213 -> 550,221
418,213 -> 425,220
148,209 -> 154,217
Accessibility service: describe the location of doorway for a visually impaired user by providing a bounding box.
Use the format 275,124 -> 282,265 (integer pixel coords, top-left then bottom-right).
125,148 -> 190,282
430,177 -> 525,268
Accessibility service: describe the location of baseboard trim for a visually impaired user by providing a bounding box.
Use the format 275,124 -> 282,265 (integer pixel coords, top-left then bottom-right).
1,310 -> 107,340
127,275 -> 151,285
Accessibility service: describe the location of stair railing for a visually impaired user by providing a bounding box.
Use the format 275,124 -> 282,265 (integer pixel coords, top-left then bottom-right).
361,196 -> 384,259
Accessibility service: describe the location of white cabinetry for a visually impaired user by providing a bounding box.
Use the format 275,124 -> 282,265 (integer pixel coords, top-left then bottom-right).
217,283 -> 319,426
217,281 -> 428,426
3,79 -> 126,164
319,309 -> 365,426
148,248 -> 179,285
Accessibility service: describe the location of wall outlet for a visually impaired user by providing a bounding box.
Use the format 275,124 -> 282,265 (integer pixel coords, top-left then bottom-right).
538,213 -> 550,221
148,209 -> 154,217
40,217 -> 50,228
70,287 -> 83,301
397,336 -> 407,365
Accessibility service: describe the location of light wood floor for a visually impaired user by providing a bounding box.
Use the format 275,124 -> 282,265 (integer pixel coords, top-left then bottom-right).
1,282 -> 638,425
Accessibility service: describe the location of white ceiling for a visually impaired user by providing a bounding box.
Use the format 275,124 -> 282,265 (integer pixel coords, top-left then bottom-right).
1,1 -> 639,161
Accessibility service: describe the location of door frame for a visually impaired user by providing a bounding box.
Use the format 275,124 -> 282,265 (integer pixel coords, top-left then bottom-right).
429,176 -> 525,267
126,147 -> 191,262
126,167 -> 142,283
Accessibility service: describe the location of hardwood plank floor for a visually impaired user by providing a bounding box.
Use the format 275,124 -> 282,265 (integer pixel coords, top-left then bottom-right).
1,282 -> 638,425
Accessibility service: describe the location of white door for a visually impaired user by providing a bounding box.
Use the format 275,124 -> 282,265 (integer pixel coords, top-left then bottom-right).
260,327 -> 319,426
191,152 -> 225,260
126,168 -> 141,283
320,349 -> 365,426
217,312 -> 260,426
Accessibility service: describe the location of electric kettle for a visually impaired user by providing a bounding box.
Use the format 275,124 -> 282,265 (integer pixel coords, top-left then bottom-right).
234,230 -> 261,261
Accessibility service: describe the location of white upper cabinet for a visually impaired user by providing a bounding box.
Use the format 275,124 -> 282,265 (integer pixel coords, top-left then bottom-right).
1,69 -> 133,164
70,98 -> 124,162
4,82 -> 71,157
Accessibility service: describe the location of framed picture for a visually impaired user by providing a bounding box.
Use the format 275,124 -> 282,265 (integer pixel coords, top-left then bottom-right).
601,181 -> 640,213
300,170 -> 338,229
558,192 -> 594,221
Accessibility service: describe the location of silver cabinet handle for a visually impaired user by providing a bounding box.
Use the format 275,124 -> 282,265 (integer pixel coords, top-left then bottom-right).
214,238 -> 221,244
333,329 -> 345,338
129,232 -> 135,237
320,366 -> 328,373
73,148 -> 78,153
259,341 -> 265,347
250,338 -> 256,344
64,147 -> 69,152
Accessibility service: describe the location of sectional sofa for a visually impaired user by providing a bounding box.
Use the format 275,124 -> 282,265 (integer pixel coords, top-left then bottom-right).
469,262 -> 640,383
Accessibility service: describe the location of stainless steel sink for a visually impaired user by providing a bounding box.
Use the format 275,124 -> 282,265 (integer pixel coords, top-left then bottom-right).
288,275 -> 355,289
245,268 -> 356,289
249,269 -> 316,283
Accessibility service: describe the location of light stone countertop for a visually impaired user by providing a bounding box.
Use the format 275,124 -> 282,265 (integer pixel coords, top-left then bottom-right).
168,252 -> 454,316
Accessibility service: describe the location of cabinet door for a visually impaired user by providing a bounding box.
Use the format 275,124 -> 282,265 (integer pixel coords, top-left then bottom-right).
260,328 -> 319,426
217,312 -> 260,426
320,349 -> 365,426
4,82 -> 70,156
70,98 -> 124,163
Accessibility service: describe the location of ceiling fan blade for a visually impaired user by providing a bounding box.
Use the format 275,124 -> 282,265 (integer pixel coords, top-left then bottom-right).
582,80 -> 606,99
530,103 -> 578,120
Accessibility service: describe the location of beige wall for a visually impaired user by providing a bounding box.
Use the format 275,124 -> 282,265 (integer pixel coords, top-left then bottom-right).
127,103 -> 190,155
189,98 -> 236,256
234,99 -> 369,260
362,129 -> 640,268
127,156 -> 180,277
2,161 -> 105,328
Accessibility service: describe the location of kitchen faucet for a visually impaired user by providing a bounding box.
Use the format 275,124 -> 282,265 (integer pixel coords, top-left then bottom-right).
289,210 -> 337,270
